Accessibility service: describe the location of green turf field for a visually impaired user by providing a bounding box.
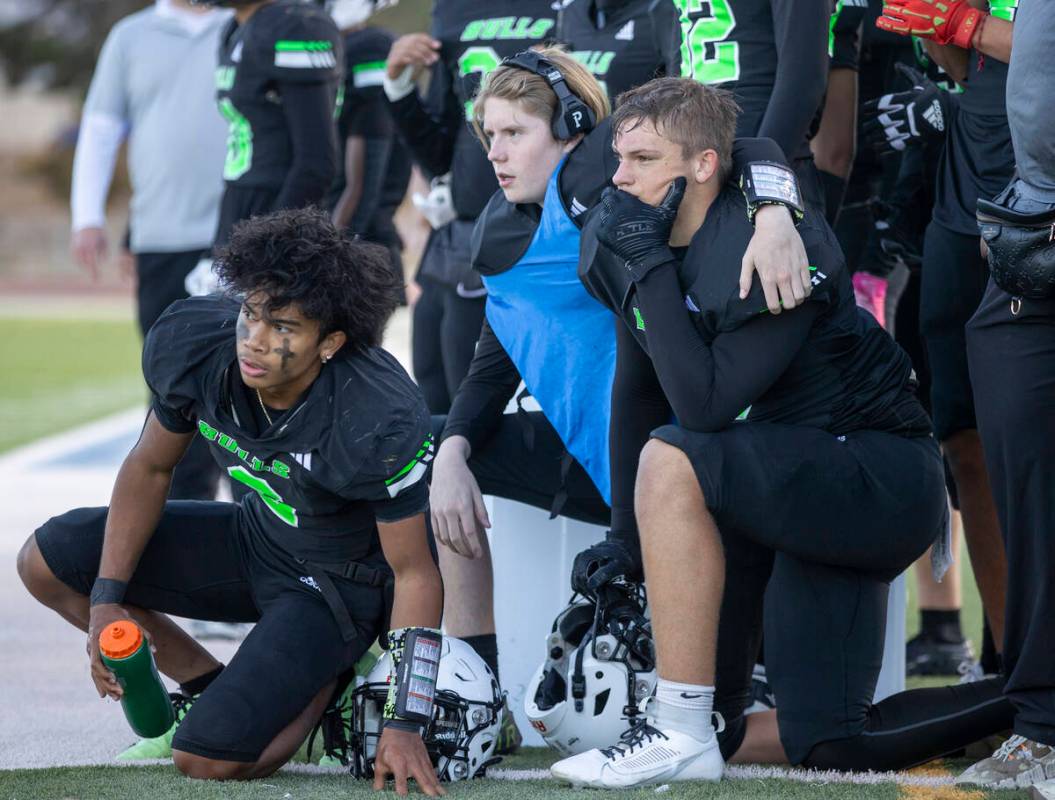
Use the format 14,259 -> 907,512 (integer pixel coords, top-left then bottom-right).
0,752 -> 1032,800
0,317 -> 144,453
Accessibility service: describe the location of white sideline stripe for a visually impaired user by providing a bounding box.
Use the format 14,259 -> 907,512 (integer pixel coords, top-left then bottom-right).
488,765 -> 956,787
0,405 -> 145,472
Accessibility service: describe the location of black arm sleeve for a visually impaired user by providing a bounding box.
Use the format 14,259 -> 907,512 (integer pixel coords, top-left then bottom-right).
633,264 -> 821,432
441,319 -> 522,451
386,60 -> 462,179
273,80 -> 339,211
609,318 -> 672,546
758,0 -> 831,158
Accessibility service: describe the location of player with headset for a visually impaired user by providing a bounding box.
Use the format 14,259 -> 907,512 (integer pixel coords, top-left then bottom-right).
428,45 -> 811,758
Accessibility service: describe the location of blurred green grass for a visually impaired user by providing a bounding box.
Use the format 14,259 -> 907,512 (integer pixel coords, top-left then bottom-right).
0,317 -> 144,453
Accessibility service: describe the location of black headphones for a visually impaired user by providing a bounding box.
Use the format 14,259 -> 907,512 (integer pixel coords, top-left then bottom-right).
501,50 -> 597,141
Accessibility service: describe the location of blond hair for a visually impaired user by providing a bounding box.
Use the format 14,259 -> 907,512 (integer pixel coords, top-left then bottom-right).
471,47 -> 610,146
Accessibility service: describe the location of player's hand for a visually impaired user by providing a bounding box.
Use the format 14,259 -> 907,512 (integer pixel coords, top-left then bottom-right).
740,204 -> 810,313
87,605 -> 151,700
387,33 -> 440,79
876,0 -> 982,49
430,439 -> 490,559
596,178 -> 686,281
571,539 -> 643,596
862,64 -> 950,154
71,227 -> 108,281
372,726 -> 445,797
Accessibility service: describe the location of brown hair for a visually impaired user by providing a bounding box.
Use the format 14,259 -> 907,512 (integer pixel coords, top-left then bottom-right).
612,77 -> 739,182
471,47 -> 610,146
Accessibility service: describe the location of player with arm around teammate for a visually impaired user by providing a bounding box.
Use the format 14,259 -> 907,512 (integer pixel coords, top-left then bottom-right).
551,76 -> 1015,788
429,47 -> 812,741
18,209 -> 444,794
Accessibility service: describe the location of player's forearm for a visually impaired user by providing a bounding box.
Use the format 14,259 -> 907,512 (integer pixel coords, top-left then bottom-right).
97,452 -> 173,582
387,92 -> 457,179
274,81 -> 338,210
388,566 -> 443,631
332,138 -> 366,230
973,15 -> 1012,64
70,112 -> 126,231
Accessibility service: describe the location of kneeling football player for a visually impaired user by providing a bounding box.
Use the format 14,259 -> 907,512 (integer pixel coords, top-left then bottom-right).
552,77 -> 1015,788
18,208 -> 444,794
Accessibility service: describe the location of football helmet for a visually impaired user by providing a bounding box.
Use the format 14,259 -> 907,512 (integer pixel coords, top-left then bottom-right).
524,583 -> 656,757
350,636 -> 503,781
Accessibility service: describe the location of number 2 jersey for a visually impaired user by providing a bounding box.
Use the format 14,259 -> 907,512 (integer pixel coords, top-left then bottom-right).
142,296 -> 432,571
672,0 -> 830,160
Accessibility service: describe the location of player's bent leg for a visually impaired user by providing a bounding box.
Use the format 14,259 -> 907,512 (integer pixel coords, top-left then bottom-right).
17,532 -> 90,628
551,439 -> 725,789
171,589 -> 380,781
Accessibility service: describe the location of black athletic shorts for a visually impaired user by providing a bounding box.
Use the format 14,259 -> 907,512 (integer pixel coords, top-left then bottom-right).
431,412 -> 609,526
650,422 -> 946,764
34,501 -> 383,763
919,220 -> 990,441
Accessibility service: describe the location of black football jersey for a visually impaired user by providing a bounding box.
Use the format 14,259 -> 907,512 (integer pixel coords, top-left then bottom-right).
216,0 -> 343,189
329,26 -> 411,238
555,0 -> 679,101
580,190 -> 930,436
427,0 -> 558,218
143,296 -> 432,568
672,0 -> 830,158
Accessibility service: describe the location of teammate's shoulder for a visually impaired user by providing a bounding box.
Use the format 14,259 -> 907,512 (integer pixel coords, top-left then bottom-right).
320,346 -> 431,467
560,118 -> 616,227
471,191 -> 541,277
246,0 -> 340,76
577,203 -> 630,313
143,295 -> 239,395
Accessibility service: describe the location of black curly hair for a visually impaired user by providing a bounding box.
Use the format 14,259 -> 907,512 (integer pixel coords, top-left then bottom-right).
215,207 -> 402,350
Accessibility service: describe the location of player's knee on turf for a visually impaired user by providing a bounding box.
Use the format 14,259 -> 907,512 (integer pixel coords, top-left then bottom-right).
635,438 -> 700,532
173,750 -> 256,781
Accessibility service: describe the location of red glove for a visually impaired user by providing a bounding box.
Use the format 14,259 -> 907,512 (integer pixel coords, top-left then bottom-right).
876,0 -> 983,49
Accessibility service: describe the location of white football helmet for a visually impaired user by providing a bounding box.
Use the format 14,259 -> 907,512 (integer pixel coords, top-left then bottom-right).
350,636 -> 503,781
524,584 -> 656,757
327,0 -> 398,29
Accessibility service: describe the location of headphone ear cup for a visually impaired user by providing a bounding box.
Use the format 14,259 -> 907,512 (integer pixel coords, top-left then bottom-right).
552,98 -> 595,141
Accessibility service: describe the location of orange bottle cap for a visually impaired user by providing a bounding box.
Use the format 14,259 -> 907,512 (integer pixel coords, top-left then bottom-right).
99,619 -> 143,660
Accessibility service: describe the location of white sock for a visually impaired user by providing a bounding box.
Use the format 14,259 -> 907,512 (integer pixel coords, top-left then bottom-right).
652,679 -> 715,743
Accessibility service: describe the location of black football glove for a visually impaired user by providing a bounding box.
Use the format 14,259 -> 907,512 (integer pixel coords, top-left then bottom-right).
596,178 -> 686,281
571,538 -> 644,596
862,63 -> 950,155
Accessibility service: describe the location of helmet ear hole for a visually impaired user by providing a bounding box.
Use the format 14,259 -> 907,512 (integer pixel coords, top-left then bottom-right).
593,689 -> 611,717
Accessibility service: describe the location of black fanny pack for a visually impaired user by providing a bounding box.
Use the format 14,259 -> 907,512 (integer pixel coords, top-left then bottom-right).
977,197 -> 1055,300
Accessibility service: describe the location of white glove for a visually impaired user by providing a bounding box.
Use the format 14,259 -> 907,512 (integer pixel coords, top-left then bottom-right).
184,257 -> 223,296
412,174 -> 457,230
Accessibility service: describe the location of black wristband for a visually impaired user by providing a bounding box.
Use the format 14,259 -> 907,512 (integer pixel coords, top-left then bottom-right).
383,718 -> 424,734
90,577 -> 128,607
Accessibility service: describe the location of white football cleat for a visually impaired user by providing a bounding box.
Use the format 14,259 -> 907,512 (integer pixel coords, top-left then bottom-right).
550,721 -> 724,789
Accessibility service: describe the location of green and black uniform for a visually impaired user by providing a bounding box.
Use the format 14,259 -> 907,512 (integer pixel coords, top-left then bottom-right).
328,26 -> 411,297
580,185 -> 1013,769
388,0 -> 558,411
555,0 -> 680,101
34,296 -> 432,763
672,0 -> 831,211
213,0 -> 342,247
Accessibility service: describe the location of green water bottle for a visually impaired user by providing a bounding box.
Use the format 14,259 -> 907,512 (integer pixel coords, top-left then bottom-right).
99,619 -> 175,738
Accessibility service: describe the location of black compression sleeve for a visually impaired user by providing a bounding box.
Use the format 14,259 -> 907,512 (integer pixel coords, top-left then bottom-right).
759,0 -> 831,158
731,137 -> 788,171
387,61 -> 460,179
633,264 -> 820,432
441,319 -> 522,451
273,80 -> 338,211
609,319 -> 672,546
